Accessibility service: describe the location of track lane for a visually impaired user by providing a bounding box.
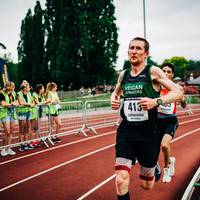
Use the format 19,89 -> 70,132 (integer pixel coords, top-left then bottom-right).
0,127 -> 199,200
0,116 -> 199,188
0,130 -> 116,188
85,128 -> 200,200
1,113 -> 199,164
0,114 -> 199,200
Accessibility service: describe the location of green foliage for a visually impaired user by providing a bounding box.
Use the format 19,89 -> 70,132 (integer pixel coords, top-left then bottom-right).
7,63 -> 19,88
17,9 -> 34,83
188,60 -> 200,71
18,1 -> 48,87
13,1 -> 200,88
123,60 -> 131,70
44,0 -> 119,90
44,0 -> 62,84
31,1 -> 48,86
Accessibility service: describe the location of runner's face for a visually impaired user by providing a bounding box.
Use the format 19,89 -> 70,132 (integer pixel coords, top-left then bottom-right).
128,40 -> 149,66
162,66 -> 174,80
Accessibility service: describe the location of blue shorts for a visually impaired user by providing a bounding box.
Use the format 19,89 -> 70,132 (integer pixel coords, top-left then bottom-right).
17,112 -> 31,121
0,114 -> 15,123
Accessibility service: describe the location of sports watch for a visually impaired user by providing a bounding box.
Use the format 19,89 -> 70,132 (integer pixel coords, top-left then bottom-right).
156,98 -> 163,106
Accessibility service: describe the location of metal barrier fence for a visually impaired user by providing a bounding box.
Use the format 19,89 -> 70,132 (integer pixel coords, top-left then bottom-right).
35,104 -> 53,147
0,95 -> 199,153
177,94 -> 200,115
0,104 -> 53,150
79,99 -> 119,136
59,101 -> 84,135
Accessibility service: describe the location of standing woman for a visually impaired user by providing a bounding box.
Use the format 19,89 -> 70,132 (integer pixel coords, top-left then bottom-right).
0,81 -> 18,156
33,83 -> 47,116
30,84 -> 46,147
34,84 -> 46,104
17,82 -> 35,151
45,82 -> 62,143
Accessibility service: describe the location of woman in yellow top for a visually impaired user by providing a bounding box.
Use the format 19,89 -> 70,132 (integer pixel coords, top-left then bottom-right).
45,82 -> 62,143
28,84 -> 48,147
17,82 -> 35,151
0,81 -> 18,156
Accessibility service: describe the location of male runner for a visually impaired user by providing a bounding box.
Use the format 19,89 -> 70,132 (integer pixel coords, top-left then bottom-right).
111,37 -> 183,200
158,62 -> 186,183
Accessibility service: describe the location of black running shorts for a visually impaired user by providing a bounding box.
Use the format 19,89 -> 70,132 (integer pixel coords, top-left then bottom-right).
115,121 -> 160,168
158,116 -> 178,138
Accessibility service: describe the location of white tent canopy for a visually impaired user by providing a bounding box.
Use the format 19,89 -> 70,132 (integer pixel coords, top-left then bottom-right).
187,76 -> 200,85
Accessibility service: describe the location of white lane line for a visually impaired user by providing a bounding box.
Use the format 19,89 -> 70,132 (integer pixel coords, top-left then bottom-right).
179,118 -> 200,125
0,143 -> 115,192
76,128 -> 200,199
77,174 -> 116,200
172,128 -> 200,143
0,130 -> 116,166
178,112 -> 200,119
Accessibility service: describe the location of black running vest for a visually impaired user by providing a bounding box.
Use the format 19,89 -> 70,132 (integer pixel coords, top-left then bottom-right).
120,65 -> 160,124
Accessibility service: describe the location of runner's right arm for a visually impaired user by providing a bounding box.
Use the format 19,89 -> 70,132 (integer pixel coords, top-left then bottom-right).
111,71 -> 124,110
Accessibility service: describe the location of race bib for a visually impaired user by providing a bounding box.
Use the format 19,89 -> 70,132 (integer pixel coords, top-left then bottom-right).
124,98 -> 148,122
158,103 -> 175,115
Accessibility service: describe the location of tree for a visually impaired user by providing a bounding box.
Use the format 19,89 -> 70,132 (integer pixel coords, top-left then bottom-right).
44,0 -> 118,89
31,1 -> 48,86
188,60 -> 200,71
44,0 -> 62,84
79,0 -> 119,87
18,0 -> 119,90
56,0 -> 82,90
123,60 -> 131,70
17,9 -> 34,83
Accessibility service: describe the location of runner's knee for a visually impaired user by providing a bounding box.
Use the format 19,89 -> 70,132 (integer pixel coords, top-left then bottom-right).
115,171 -> 130,190
139,166 -> 155,190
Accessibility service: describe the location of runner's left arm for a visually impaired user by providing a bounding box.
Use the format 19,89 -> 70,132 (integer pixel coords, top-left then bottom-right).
140,66 -> 183,110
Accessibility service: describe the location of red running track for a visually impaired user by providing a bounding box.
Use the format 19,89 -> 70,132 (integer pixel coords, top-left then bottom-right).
0,113 -> 200,200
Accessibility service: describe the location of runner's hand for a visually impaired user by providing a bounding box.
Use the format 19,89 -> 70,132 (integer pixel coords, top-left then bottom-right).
111,94 -> 120,110
140,97 -> 157,110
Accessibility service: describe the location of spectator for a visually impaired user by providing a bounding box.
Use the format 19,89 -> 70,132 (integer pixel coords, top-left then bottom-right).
45,82 -> 62,143
17,81 -> 34,151
91,87 -> 96,96
0,81 -> 18,156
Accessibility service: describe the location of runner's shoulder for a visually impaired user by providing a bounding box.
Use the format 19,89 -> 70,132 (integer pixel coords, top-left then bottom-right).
150,65 -> 166,80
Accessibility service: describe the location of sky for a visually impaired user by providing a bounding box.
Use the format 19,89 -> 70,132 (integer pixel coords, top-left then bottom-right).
0,0 -> 200,69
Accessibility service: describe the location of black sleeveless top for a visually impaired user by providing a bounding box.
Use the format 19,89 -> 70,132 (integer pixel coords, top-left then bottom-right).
120,65 -> 160,124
